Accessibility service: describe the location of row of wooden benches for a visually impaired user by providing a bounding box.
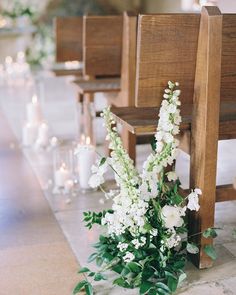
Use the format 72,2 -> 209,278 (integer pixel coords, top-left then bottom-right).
54,6 -> 236,270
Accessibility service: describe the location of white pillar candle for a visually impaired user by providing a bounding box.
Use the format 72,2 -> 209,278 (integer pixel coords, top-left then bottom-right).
35,123 -> 49,147
5,56 -> 13,68
16,51 -> 26,64
26,95 -> 42,124
77,137 -> 96,190
22,123 -> 39,146
54,163 -> 70,187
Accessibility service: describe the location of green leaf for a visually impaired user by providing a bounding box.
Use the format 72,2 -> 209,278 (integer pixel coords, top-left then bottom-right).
94,273 -> 107,281
78,267 -> 90,274
167,276 -> 178,292
150,136 -> 157,152
113,277 -> 130,288
73,280 -> 87,294
177,272 -> 187,287
172,194 -> 183,205
187,243 -> 199,254
96,257 -> 103,267
156,282 -> 171,293
133,272 -> 142,287
173,260 -> 185,270
112,263 -> 123,274
148,288 -> 157,295
121,266 -> 130,276
157,288 -> 169,295
88,272 -> 95,277
127,262 -> 142,273
164,271 -> 177,280
99,157 -> 106,166
88,253 -> 97,263
204,245 -> 217,260
102,252 -> 114,262
140,281 -> 154,294
203,228 -> 218,239
142,267 -> 155,280
84,282 -> 93,295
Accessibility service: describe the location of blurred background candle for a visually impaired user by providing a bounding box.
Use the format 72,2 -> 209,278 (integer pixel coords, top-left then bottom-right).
16,51 -> 26,64
26,94 -> 42,124
54,163 -> 70,187
5,56 -> 13,68
35,122 -> 49,147
53,148 -> 74,189
77,136 -> 95,190
22,122 -> 39,146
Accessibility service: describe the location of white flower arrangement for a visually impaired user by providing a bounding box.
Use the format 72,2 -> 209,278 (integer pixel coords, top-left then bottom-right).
74,82 -> 218,295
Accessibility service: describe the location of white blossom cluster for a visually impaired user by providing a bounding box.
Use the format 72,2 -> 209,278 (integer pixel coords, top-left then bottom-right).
89,81 -> 202,260
139,81 -> 182,202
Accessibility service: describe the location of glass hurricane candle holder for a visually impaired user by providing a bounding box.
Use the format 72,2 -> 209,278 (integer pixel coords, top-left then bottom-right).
75,134 -> 96,193
53,147 -> 74,192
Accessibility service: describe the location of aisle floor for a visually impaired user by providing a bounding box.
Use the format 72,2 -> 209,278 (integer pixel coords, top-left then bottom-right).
0,109 -> 83,295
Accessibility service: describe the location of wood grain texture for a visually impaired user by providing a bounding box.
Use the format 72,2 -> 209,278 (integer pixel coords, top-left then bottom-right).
135,14 -> 200,107
189,6 -> 222,269
109,12 -> 138,162
116,12 -> 137,107
54,17 -> 83,62
221,14 -> 236,101
51,68 -> 83,77
73,78 -> 121,94
216,185 -> 236,202
111,102 -> 236,136
83,15 -> 123,77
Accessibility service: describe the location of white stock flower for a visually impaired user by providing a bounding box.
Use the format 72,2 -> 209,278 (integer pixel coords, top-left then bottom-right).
117,242 -> 128,252
88,174 -> 104,188
161,205 -> 184,229
165,229 -> 181,249
156,141 -> 164,152
166,171 -> 178,182
187,188 -> 202,211
123,252 -> 135,263
150,228 -> 158,236
132,237 -> 146,249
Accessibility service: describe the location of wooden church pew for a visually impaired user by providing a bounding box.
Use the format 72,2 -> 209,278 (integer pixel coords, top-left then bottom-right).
111,7 -> 236,269
73,15 -> 123,142
53,16 -> 83,76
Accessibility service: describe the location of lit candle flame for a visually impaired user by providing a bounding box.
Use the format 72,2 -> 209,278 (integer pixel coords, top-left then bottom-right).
86,136 -> 91,145
60,163 -> 67,170
32,95 -> 38,104
80,134 -> 85,144
17,51 -> 25,63
5,56 -> 13,64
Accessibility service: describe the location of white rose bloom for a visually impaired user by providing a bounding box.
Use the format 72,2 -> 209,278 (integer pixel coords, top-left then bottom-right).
161,205 -> 184,229
88,174 -> 104,188
187,189 -> 201,211
123,252 -> 135,263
